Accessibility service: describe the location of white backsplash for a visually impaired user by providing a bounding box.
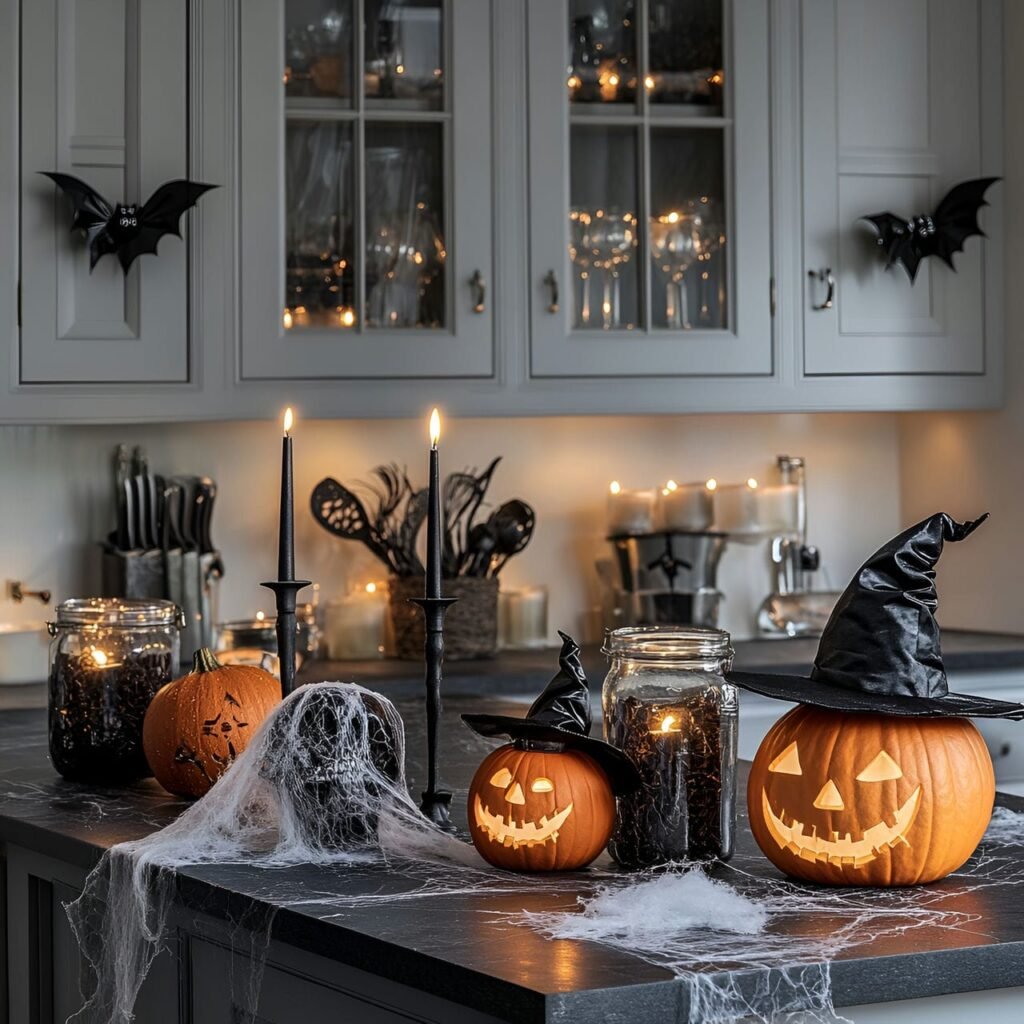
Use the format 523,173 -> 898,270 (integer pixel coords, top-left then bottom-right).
0,413 -> 902,644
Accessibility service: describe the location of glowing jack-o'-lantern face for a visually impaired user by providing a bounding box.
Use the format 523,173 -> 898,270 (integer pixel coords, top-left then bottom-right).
748,706 -> 995,886
467,744 -> 615,872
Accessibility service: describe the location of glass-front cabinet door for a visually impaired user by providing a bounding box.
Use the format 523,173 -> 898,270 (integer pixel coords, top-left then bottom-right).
527,0 -> 772,377
239,0 -> 493,380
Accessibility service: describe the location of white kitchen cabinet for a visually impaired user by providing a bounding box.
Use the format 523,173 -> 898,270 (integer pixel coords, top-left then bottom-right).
800,0 -> 1002,380
16,0 -> 194,385
0,0 -> 1007,421
526,0 -> 773,379
236,0 -> 495,381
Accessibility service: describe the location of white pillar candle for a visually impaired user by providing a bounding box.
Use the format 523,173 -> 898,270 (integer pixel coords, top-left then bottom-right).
324,583 -> 388,660
607,481 -> 656,536
655,480 -> 713,531
711,479 -> 761,536
755,483 -> 800,535
499,586 -> 550,650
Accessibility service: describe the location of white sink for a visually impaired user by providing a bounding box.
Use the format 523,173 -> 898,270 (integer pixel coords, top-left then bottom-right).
0,622 -> 49,685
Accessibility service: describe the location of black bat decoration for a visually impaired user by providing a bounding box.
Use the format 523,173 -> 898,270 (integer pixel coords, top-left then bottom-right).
861,177 -> 1000,283
40,172 -> 216,274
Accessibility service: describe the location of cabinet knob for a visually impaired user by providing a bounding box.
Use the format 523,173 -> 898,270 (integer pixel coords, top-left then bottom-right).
808,268 -> 835,311
470,270 -> 486,314
543,269 -> 559,313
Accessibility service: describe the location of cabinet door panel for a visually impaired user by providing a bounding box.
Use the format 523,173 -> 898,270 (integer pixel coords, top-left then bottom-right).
802,0 -> 991,376
190,935 -> 502,1024
239,0 -> 493,380
19,0 -> 191,384
527,0 -> 772,378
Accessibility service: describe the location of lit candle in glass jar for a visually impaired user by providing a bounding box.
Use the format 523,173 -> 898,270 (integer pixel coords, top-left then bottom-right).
324,583 -> 388,660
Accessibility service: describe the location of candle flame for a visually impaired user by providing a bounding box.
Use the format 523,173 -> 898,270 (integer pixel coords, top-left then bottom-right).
747,477 -> 759,490
706,478 -> 718,491
283,407 -> 294,436
661,714 -> 676,733
429,408 -> 441,447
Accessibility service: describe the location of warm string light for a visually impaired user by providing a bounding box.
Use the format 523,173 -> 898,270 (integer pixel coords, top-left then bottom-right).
609,480 -> 622,495
706,478 -> 718,492
747,477 -> 759,490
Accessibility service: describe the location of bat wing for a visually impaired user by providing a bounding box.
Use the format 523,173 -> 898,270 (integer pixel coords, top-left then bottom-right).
40,172 -> 116,267
117,180 -> 217,272
929,177 -> 1000,269
860,211 -> 923,281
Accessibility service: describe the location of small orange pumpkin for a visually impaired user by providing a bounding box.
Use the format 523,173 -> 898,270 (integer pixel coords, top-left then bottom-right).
143,648 -> 280,798
748,706 -> 994,886
467,744 -> 615,872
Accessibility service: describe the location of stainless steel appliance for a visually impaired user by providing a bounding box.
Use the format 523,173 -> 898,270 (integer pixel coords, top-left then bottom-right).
602,530 -> 727,629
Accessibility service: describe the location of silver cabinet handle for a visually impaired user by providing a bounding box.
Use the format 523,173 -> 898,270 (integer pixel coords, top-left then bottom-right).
470,270 -> 486,313
808,267 -> 834,311
543,269 -> 559,313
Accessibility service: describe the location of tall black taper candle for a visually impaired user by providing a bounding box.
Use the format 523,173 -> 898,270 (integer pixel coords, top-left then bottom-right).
412,408 -> 457,830
262,407 -> 310,698
278,407 -> 295,581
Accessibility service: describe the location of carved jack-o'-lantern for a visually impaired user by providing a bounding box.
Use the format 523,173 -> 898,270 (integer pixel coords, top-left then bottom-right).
468,744 -> 615,872
143,648 -> 280,798
463,632 -> 641,872
748,706 -> 995,886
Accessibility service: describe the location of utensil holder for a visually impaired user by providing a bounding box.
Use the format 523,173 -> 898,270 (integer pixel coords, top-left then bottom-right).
388,576 -> 498,661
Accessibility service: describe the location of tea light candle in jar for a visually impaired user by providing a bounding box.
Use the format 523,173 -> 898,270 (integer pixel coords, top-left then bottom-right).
607,481 -> 656,536
603,626 -> 737,868
324,583 -> 388,660
711,478 -> 761,536
655,480 -> 713,532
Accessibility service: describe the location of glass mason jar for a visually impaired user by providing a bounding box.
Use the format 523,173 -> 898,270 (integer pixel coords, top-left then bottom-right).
48,599 -> 183,783
603,626 -> 737,867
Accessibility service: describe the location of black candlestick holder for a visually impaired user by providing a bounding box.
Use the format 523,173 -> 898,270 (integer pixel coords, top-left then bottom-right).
261,579 -> 312,698
410,594 -> 458,831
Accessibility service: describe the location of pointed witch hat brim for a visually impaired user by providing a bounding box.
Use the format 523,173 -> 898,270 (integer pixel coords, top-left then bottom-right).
729,513 -> 1024,721
462,632 -> 642,794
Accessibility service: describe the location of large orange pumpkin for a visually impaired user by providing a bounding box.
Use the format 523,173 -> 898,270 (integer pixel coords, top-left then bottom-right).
143,648 -> 281,798
468,744 -> 615,872
748,706 -> 994,886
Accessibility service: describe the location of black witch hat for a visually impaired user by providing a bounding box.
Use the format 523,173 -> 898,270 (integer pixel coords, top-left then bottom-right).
462,632 -> 641,793
730,513 -> 1024,720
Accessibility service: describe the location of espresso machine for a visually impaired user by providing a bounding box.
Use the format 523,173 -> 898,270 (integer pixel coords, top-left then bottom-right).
600,530 -> 728,630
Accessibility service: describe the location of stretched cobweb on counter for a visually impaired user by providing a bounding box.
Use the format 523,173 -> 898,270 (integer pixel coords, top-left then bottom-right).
61,684 -> 1024,1024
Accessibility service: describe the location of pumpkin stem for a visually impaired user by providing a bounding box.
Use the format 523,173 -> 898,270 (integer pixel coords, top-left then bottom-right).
192,647 -> 222,674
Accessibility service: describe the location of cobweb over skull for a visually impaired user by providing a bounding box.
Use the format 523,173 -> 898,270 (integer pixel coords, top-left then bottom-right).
260,685 -> 402,850
66,683 -> 475,1024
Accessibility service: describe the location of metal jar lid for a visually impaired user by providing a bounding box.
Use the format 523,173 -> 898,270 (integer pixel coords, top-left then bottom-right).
49,598 -> 185,634
602,625 -> 734,663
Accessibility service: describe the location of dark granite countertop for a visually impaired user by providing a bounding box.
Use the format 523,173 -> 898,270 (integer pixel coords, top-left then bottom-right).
304,628 -> 1024,699
1,693 -> 1023,1022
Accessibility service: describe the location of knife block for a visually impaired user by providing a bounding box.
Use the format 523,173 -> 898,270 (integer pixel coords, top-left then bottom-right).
101,545 -> 222,663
